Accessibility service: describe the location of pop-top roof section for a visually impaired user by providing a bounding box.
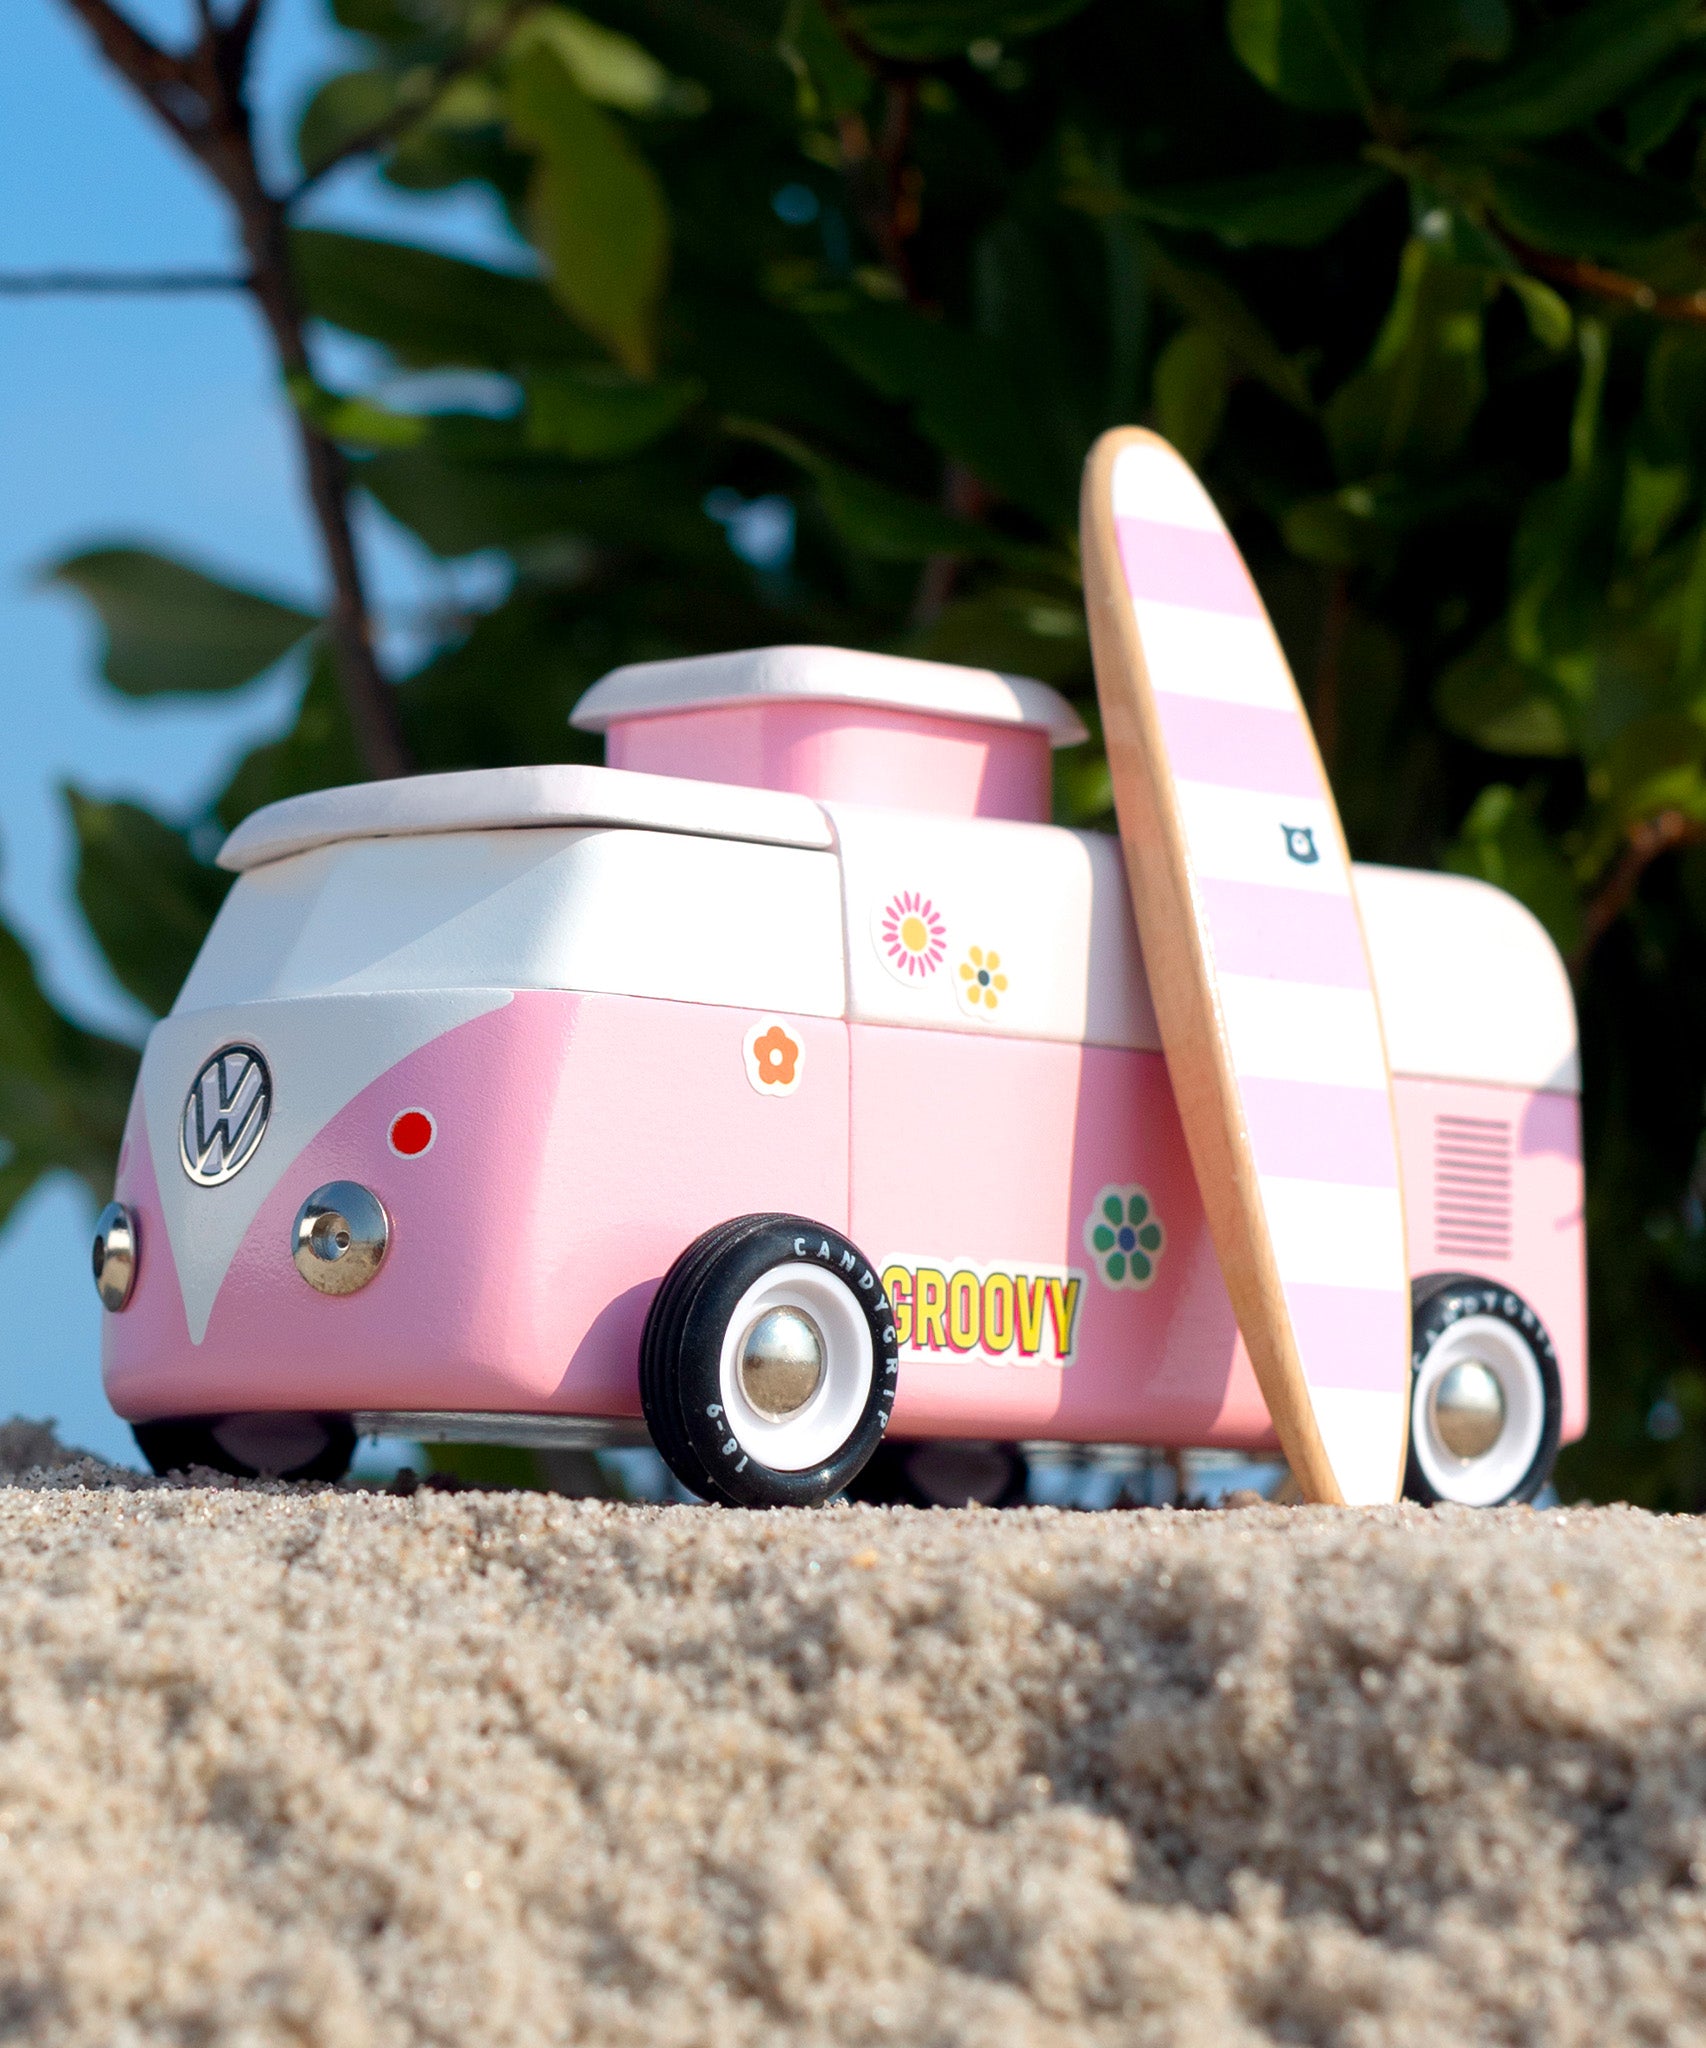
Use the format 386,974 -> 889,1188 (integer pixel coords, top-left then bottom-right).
215,763 -> 834,874
570,645 -> 1089,747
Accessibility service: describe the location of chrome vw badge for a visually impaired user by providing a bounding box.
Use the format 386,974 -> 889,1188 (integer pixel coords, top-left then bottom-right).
180,1044 -> 271,1186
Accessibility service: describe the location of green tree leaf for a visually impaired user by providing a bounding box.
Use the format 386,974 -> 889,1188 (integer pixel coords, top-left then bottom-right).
1436,631 -> 1574,756
1591,715 -> 1706,831
524,366 -> 701,458
43,549 -> 317,698
1370,0 -> 1512,101
287,371 -> 432,450
329,0 -> 442,42
1445,783 -> 1582,953
397,590 -> 607,771
292,229 -> 583,370
846,0 -> 1094,62
513,10 -> 694,116
1325,239 -> 1492,479
1505,272 -> 1573,352
1427,0 -> 1699,141
1622,62 -> 1706,164
805,296 -> 1076,527
1228,0 -> 1370,115
778,0 -> 873,118
1153,326 -> 1231,464
1487,159 -> 1700,261
1138,232 -> 1313,411
297,64 -> 405,178
907,584 -> 1089,685
214,647 -> 367,833
727,417 -> 1066,573
0,900 -> 137,1224
1120,163 -> 1390,248
65,792 -> 231,1019
508,42 -> 670,377
361,443 -> 725,562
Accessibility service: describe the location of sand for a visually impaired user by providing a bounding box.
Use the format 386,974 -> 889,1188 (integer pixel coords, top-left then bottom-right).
1,1435 -> 1704,2045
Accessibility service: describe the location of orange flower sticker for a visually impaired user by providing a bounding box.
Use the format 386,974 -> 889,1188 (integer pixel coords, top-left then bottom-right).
744,1018 -> 804,1097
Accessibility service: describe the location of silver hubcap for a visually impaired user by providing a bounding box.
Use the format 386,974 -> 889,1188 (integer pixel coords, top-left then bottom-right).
737,1307 -> 825,1420
293,1182 -> 389,1296
1428,1358 -> 1507,1461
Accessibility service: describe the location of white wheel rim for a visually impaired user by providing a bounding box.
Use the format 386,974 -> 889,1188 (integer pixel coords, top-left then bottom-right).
1411,1312 -> 1545,1506
716,1262 -> 874,1473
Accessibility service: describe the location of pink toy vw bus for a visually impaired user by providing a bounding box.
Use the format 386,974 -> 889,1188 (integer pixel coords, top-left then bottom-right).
92,647 -> 1584,1507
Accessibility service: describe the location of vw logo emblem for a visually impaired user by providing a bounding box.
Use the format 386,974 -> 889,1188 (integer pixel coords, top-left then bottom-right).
180,1044 -> 271,1187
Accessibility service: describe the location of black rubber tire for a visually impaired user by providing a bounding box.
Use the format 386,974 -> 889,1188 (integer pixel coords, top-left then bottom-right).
1403,1274 -> 1561,1507
844,1439 -> 1030,1508
132,1414 -> 355,1483
640,1214 -> 898,1508
639,1213 -> 794,1503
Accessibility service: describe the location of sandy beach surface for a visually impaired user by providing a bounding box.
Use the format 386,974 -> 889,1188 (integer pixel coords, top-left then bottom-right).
1,1426 -> 1704,2046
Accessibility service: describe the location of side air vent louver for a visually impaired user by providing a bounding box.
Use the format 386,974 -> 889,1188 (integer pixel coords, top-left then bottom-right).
1434,1114 -> 1512,1262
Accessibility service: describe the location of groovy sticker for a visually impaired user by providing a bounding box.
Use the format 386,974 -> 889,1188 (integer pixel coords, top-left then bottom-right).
880,1258 -> 1084,1367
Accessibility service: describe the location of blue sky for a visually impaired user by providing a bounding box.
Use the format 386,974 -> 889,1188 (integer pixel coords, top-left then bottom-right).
0,1 -> 522,1460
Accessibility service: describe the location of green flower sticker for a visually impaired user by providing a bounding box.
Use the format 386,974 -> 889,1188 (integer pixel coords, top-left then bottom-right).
1084,1185 -> 1165,1289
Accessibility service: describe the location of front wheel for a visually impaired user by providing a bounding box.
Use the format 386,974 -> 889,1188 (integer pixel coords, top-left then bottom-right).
1403,1276 -> 1561,1507
640,1215 -> 898,1507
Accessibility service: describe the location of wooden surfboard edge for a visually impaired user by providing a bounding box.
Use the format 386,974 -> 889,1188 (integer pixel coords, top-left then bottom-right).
1080,425 -> 1346,1506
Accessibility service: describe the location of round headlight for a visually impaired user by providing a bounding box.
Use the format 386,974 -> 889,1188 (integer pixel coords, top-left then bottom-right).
91,1202 -> 138,1312
292,1182 -> 389,1296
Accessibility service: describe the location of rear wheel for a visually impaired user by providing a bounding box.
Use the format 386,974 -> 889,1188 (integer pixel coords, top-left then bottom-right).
133,1413 -> 354,1483
1403,1276 -> 1560,1507
640,1215 -> 897,1507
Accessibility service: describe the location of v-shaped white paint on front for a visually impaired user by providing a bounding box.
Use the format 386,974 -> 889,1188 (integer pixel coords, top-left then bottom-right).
142,990 -> 512,1342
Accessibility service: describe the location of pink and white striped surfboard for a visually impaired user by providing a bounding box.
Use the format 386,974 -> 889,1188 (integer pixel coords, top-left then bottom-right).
1081,428 -> 1410,1506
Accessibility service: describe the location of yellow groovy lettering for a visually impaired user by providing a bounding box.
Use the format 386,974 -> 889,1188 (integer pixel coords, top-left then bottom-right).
881,1265 -> 913,1348
914,1267 -> 948,1350
982,1271 -> 1014,1354
1045,1276 -> 1082,1360
948,1269 -> 980,1352
1015,1275 -> 1049,1356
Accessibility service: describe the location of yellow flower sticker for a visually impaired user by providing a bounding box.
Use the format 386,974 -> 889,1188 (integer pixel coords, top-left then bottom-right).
955,944 -> 1008,1018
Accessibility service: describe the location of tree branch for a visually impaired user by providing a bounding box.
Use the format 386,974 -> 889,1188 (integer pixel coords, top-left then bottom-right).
53,0 -> 410,779
1572,809 -> 1706,978
1499,227 -> 1706,330
0,269 -> 248,294
59,0 -> 189,112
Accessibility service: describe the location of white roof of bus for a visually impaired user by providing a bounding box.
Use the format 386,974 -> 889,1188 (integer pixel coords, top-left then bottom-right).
215,762 -> 834,873
570,644 -> 1089,746
212,775 -> 1578,1094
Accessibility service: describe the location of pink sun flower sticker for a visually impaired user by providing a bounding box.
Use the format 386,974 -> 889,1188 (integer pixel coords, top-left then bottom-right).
878,891 -> 946,980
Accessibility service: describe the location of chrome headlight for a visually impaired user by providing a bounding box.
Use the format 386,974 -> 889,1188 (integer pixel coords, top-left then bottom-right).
91,1202 -> 138,1312
292,1182 -> 389,1296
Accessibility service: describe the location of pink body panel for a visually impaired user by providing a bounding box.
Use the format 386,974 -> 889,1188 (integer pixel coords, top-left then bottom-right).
852,1027 -> 1582,1447
607,702 -> 1051,823
106,996 -> 1586,1450
1394,1076 -> 1586,1443
850,1026 -> 1259,1443
105,991 -> 847,1423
